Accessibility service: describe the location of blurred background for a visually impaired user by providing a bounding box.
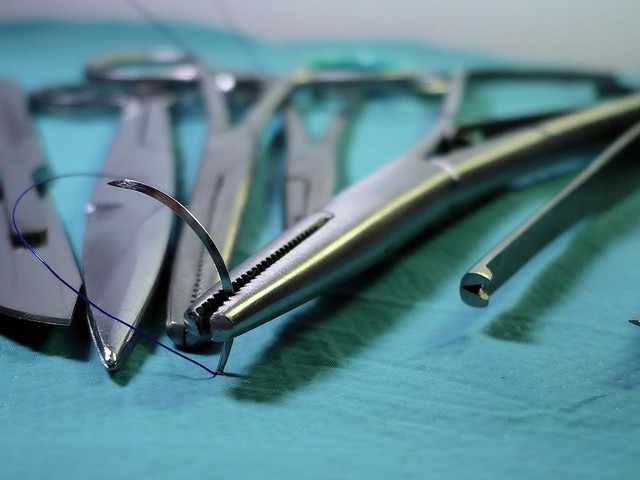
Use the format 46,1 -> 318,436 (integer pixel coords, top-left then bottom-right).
2,0 -> 639,70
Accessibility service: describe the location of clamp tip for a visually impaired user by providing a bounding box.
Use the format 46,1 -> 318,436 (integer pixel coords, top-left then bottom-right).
460,271 -> 492,308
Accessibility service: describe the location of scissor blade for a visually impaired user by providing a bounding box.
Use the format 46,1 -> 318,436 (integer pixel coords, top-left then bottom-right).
83,97 -> 174,370
0,189 -> 81,324
0,79 -> 81,324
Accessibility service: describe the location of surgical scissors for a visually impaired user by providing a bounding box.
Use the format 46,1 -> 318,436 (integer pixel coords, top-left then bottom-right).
184,69 -> 639,371
31,83 -> 176,370
87,51 -> 293,352
87,51 -> 437,356
0,79 -> 82,325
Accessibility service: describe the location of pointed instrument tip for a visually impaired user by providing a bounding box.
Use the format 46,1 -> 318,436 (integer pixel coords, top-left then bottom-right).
629,318 -> 640,327
102,348 -> 119,370
96,340 -> 132,372
107,178 -> 139,190
88,312 -> 133,372
107,177 -> 233,296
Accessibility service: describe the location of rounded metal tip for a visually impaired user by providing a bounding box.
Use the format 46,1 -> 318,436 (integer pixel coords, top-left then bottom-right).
166,321 -> 212,349
210,314 -> 234,343
460,272 -> 492,308
183,307 -> 210,337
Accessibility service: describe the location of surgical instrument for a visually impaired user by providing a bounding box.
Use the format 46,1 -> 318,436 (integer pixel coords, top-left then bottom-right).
283,102 -> 354,227
86,51 -> 432,353
185,75 -> 640,372
167,69 -> 291,350
108,177 -> 235,373
87,52 -> 291,354
281,67 -> 625,228
460,120 -> 640,308
0,79 -> 81,324
85,50 -> 426,93
281,70 -> 442,227
405,68 -> 632,157
31,84 -> 175,370
86,50 -> 267,108
200,78 -> 292,351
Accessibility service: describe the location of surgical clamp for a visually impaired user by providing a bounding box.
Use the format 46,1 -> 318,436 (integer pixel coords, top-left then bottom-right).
281,70 -> 447,227
185,72 -> 640,372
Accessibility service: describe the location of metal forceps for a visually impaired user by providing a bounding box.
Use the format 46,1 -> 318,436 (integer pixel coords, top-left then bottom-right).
283,100 -> 353,228
184,69 -> 640,371
460,121 -> 640,309
30,82 -> 176,370
0,79 -> 81,324
459,108 -> 640,311
282,68 -> 449,228
88,53 -> 425,359
88,52 -> 293,350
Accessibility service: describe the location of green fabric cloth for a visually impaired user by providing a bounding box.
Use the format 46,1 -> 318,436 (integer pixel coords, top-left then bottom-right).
1,21 -> 639,479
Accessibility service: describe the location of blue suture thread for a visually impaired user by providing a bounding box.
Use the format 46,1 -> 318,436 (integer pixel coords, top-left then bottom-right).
12,173 -> 217,377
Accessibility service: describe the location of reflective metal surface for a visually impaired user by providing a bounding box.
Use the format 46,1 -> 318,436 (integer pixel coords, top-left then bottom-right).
0,79 -> 81,325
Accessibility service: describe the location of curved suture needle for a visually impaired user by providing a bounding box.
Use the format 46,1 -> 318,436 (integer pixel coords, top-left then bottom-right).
108,178 -> 235,373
